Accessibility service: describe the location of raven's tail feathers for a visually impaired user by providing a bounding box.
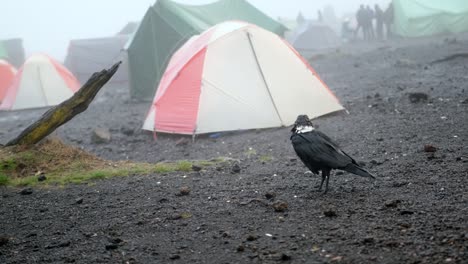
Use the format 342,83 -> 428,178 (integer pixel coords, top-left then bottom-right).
343,164 -> 375,179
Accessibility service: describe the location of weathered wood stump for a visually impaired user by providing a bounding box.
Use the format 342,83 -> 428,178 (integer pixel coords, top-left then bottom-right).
6,62 -> 121,146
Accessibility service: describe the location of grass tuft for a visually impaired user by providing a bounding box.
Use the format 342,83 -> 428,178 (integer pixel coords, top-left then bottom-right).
0,173 -> 9,186
0,139 -> 230,187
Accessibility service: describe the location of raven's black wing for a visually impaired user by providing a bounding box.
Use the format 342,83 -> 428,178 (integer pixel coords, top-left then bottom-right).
291,132 -> 354,169
314,130 -> 359,165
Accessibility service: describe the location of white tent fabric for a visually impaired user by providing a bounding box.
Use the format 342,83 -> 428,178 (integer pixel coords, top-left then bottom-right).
143,21 -> 344,135
0,54 -> 79,110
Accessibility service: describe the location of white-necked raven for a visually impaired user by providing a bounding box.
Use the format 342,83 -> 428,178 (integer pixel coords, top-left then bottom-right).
290,115 -> 375,193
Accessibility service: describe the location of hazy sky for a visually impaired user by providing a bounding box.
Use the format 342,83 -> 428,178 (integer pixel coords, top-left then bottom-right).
1,0 -> 390,61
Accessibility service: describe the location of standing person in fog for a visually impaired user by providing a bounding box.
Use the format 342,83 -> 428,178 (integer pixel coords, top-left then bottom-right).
365,5 -> 375,40
375,4 -> 385,40
355,5 -> 367,40
384,2 -> 394,39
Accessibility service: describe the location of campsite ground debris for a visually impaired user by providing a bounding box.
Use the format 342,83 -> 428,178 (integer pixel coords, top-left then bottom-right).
19,188 -> 33,195
191,164 -> 202,172
175,138 -> 190,146
272,201 -> 288,212
0,236 -> 9,246
75,198 -> 84,204
231,163 -> 241,174
37,173 -> 47,182
91,128 -> 111,144
323,210 -> 337,217
178,186 -> 191,196
424,144 -> 437,153
265,191 -> 276,200
408,92 -> 429,103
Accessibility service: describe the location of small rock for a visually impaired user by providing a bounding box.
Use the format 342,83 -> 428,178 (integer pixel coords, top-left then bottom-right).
236,244 -> 245,252
273,201 -> 288,212
362,237 -> 375,244
105,244 -> 119,250
424,144 -> 437,153
179,187 -> 191,196
392,181 -> 408,188
370,159 -> 383,165
191,165 -> 202,172
75,198 -> 84,204
91,128 -> 111,144
400,210 -> 414,215
0,236 -> 9,246
175,138 -> 189,146
376,138 -> 384,142
265,192 -> 276,200
324,210 -> 337,217
246,235 -> 258,241
408,92 -> 429,103
231,163 -> 241,174
37,174 -> 47,182
461,98 -> 468,104
169,254 -> 180,260
335,171 -> 344,176
280,253 -> 292,261
385,200 -> 401,208
19,188 -> 33,195
120,127 -> 134,136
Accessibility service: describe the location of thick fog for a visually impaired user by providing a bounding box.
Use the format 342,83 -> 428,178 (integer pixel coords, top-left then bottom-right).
1,0 -> 390,60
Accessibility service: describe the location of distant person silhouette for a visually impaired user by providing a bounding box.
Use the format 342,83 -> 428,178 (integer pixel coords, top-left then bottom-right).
375,4 -> 384,40
355,5 -> 367,40
384,3 -> 394,39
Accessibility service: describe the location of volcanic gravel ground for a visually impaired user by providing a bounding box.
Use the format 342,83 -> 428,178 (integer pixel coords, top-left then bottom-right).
0,36 -> 467,263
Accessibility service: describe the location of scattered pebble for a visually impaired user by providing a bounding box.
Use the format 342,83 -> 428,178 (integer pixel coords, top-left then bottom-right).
236,244 -> 245,252
37,174 -> 47,182
362,237 -> 375,244
424,145 -> 437,152
246,235 -> 258,241
385,200 -> 401,208
179,187 -> 191,196
408,92 -> 429,103
265,192 -> 276,200
323,210 -> 337,217
400,210 -> 414,215
272,201 -> 288,212
231,163 -> 241,174
19,188 -> 33,195
0,236 -> 9,246
191,165 -> 202,172
169,254 -> 181,260
75,198 -> 84,204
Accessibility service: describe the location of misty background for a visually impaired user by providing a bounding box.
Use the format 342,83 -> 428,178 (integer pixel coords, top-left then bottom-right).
1,0 -> 390,61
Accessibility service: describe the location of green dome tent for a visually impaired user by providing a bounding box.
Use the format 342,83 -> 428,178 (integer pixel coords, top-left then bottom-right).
393,0 -> 468,37
125,0 -> 287,100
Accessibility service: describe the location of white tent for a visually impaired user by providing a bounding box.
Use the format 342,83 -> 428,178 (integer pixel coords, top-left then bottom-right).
0,54 -> 80,110
288,21 -> 341,56
143,21 -> 344,135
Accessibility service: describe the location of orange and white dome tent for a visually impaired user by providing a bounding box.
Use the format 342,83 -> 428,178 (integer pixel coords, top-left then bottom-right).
143,21 -> 344,135
0,60 -> 17,102
0,54 -> 80,110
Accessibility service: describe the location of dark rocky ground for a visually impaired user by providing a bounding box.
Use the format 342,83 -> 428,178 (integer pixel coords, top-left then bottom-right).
0,35 -> 467,263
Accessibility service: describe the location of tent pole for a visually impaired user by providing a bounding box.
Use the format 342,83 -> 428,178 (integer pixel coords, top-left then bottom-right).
245,31 -> 284,125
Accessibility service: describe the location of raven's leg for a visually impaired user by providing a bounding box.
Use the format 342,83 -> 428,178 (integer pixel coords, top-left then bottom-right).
323,169 -> 331,194
319,170 -> 326,191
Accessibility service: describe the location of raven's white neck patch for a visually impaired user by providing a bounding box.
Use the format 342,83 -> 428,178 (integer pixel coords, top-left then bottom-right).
296,125 -> 314,133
